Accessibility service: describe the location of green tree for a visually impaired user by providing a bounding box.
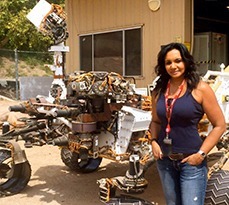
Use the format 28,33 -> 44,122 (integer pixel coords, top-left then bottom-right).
0,0 -> 65,51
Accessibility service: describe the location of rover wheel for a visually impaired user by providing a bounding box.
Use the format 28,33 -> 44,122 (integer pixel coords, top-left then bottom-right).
0,149 -> 31,196
205,170 -> 229,205
106,194 -> 154,205
60,147 -> 102,173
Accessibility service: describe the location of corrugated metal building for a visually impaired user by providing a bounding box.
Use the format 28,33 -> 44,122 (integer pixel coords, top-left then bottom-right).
64,0 -> 193,88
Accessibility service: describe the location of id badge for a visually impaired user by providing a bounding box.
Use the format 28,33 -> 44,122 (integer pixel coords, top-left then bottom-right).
163,138 -> 172,145
163,135 -> 172,145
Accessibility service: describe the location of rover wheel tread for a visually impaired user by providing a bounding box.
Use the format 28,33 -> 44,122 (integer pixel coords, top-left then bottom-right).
205,170 -> 229,205
0,149 -> 31,197
60,147 -> 102,173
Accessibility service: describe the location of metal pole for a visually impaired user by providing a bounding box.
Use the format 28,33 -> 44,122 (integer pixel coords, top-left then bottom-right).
14,48 -> 19,100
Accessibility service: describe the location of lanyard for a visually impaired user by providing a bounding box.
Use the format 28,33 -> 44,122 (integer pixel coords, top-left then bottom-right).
164,79 -> 185,138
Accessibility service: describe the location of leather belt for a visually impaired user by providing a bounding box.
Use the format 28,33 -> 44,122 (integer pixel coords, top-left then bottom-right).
168,153 -> 192,161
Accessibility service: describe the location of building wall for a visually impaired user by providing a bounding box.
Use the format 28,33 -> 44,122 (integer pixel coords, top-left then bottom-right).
65,0 -> 192,88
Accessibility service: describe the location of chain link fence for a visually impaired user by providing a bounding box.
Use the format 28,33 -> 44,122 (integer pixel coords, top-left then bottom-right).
0,48 -> 53,100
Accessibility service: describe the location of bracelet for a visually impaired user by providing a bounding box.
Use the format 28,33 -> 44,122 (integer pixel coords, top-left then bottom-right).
146,130 -> 158,143
198,150 -> 206,158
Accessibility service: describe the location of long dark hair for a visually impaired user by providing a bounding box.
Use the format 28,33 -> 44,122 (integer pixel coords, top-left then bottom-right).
154,42 -> 200,96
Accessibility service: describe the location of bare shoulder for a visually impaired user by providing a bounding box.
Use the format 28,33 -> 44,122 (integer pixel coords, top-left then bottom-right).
195,80 -> 215,95
192,80 -> 215,104
151,90 -> 159,101
197,80 -> 212,91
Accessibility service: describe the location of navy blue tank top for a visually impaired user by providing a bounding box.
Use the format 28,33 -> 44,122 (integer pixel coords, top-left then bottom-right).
156,89 -> 204,155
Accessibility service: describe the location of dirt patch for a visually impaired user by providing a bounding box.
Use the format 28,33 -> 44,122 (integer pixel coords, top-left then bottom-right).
0,57 -> 50,78
0,143 -> 165,205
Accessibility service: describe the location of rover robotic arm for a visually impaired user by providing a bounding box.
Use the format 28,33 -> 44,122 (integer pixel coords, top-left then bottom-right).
27,0 -> 70,103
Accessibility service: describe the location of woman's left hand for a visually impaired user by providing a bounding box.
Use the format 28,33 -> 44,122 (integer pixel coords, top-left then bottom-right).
181,153 -> 204,165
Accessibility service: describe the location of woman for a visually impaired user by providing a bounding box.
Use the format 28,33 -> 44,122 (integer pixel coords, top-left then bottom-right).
149,42 -> 226,205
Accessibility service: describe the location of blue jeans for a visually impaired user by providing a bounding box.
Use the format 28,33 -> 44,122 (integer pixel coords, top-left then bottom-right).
156,157 -> 207,205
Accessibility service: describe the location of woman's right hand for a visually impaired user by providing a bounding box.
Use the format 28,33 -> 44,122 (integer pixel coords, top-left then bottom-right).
152,141 -> 163,160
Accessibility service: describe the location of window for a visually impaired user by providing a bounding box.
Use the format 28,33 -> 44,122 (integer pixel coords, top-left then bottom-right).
80,28 -> 142,76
